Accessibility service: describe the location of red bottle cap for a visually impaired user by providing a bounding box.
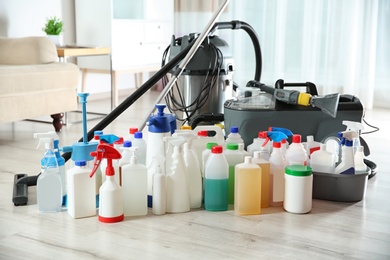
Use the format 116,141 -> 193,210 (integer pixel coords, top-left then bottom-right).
292,134 -> 301,143
211,145 -> 223,154
198,130 -> 208,137
273,142 -> 281,148
129,127 -> 138,134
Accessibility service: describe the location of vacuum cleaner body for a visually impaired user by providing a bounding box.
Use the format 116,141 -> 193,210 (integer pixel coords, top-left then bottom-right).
224,89 -> 364,148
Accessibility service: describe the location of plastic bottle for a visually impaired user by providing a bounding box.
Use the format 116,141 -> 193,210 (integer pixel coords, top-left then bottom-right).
193,130 -> 212,171
128,127 -> 138,141
90,142 -> 124,223
269,142 -> 287,206
257,130 -> 289,160
280,139 -> 288,157
53,139 -> 67,206
252,151 -> 270,208
145,104 -> 175,207
132,131 -> 147,166
114,137 -> 124,151
284,165 -> 313,214
118,140 -> 132,186
180,133 -> 202,209
165,137 -> 190,213
285,134 -> 308,166
247,132 -> 270,158
121,147 -> 148,216
99,135 -> 121,186
224,143 -> 244,204
204,145 -> 229,211
152,156 -> 166,215
354,146 -> 367,174
202,142 -> 219,178
335,131 -> 357,175
303,135 -> 321,160
238,143 -> 251,157
343,120 -> 364,153
234,156 -> 262,215
34,133 -> 63,212
67,160 -> 96,218
310,144 -> 337,173
225,126 -> 244,147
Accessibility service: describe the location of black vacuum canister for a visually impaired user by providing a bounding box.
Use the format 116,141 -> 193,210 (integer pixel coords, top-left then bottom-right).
223,91 -> 364,148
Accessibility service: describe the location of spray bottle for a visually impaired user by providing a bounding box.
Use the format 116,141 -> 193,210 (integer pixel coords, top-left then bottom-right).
121,146 -> 148,216
90,143 -> 123,223
262,131 -> 288,206
335,131 -> 358,175
145,104 -> 176,207
34,132 -> 63,212
53,139 -> 66,206
165,137 -> 190,213
177,132 -> 202,209
152,155 -> 167,215
98,134 -> 121,186
343,120 -> 364,153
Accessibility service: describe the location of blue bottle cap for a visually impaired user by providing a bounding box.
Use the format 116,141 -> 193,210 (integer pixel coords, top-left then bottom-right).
75,160 -> 87,166
134,132 -> 143,139
230,126 -> 239,133
123,140 -> 132,148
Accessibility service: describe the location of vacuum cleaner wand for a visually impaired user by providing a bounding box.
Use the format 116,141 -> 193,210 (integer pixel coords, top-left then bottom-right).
246,80 -> 340,118
138,0 -> 231,131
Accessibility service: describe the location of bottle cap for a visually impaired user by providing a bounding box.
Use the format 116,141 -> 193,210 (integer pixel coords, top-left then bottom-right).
134,131 -> 143,139
123,140 -> 132,148
206,142 -> 218,149
292,134 -> 301,143
129,127 -> 138,134
198,130 -> 208,137
285,165 -> 312,176
227,143 -> 239,150
273,142 -> 281,148
230,126 -> 239,133
75,160 -> 87,166
345,140 -> 353,147
211,145 -> 223,154
180,125 -> 192,130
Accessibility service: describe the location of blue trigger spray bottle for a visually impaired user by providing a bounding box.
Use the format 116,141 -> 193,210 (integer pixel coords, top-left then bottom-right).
335,131 -> 358,175
34,132 -> 63,212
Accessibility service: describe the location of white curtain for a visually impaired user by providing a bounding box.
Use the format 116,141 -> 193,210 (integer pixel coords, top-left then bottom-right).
175,0 -> 390,109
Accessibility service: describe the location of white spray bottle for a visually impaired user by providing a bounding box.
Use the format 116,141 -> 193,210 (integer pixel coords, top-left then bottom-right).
90,143 -> 124,223
165,137 -> 190,213
335,131 -> 358,175
343,120 -> 364,153
34,132 -> 63,212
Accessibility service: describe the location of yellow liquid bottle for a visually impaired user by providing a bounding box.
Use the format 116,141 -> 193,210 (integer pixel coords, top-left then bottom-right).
234,156 -> 262,215
252,151 -> 270,208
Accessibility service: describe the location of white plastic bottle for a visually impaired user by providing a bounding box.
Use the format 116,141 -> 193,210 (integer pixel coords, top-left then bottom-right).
204,145 -> 229,211
152,156 -> 166,215
285,134 -> 308,166
225,126 -> 244,146
269,142 -> 286,206
193,130 -> 212,170
183,141 -> 202,209
202,142 -> 219,177
335,138 -> 355,175
238,143 -> 251,157
224,143 -> 244,204
118,140 -> 132,186
166,138 -> 190,213
303,135 -> 321,160
132,131 -> 147,166
310,144 -> 337,173
67,160 -> 96,218
234,156 -> 262,215
36,139 -> 63,213
252,151 -> 270,208
121,147 -> 148,216
354,146 -> 367,174
247,132 -> 272,160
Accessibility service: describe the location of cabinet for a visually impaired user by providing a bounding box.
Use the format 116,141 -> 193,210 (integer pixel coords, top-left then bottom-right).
75,0 -> 173,71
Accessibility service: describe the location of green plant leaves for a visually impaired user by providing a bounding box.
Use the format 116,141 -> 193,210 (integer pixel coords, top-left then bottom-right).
42,16 -> 63,35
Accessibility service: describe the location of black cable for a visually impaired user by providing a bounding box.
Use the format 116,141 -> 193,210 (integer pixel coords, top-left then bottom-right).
362,117 -> 380,135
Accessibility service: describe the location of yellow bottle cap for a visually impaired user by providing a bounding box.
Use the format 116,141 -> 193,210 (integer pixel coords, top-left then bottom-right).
180,125 -> 192,130
214,123 -> 224,130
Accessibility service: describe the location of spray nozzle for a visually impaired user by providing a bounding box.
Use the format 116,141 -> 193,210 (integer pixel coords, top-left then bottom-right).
90,143 -> 122,177
258,131 -> 288,147
338,131 -> 359,142
174,131 -> 197,145
343,120 -> 364,134
155,104 -> 166,116
98,134 -> 120,145
33,131 -> 59,150
268,127 -> 293,137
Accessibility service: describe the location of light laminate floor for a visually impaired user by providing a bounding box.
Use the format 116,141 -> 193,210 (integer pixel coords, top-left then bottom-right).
0,90 -> 389,259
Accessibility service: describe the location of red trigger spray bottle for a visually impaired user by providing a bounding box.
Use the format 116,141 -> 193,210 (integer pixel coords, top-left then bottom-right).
90,143 -> 124,223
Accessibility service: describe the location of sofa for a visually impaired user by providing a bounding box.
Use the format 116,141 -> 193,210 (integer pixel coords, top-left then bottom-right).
0,36 -> 79,131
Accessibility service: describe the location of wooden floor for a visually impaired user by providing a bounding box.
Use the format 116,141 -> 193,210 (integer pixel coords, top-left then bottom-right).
0,90 -> 389,259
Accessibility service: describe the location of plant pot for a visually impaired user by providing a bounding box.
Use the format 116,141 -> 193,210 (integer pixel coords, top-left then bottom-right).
47,35 -> 63,47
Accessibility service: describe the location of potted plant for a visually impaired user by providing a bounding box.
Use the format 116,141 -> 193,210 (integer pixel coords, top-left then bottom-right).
42,16 -> 63,46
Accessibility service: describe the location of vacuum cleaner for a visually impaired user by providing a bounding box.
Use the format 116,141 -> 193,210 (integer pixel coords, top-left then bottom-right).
12,0 -> 377,206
